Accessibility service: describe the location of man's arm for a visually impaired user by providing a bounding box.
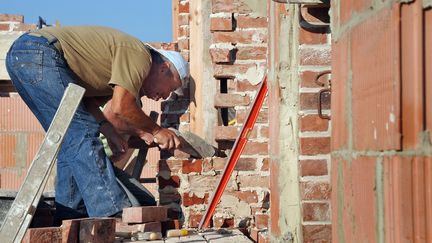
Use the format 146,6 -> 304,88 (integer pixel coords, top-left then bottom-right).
110,85 -> 180,150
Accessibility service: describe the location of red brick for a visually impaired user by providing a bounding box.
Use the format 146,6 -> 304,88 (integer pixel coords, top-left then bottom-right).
0,134 -> 16,168
23,227 -> 61,243
254,213 -> 269,229
0,168 -> 27,190
212,157 -> 227,170
243,142 -> 268,155
116,221 -> 161,233
300,70 -> 331,88
236,108 -> 268,124
300,137 -> 330,155
213,63 -> 266,78
179,1 -> 189,13
300,159 -> 328,176
212,0 -> 254,14
122,206 -> 168,223
0,14 -> 24,22
211,15 -> 233,31
299,46 -> 331,66
258,231 -> 270,243
236,46 -> 267,60
235,158 -> 257,171
236,80 -> 260,92
260,126 -> 269,138
26,132 -> 45,166
302,202 -> 330,221
0,23 -> 10,31
158,175 -> 181,188
238,175 -> 269,188
215,126 -> 240,140
214,93 -> 251,107
178,25 -> 189,38
148,42 -> 178,50
236,16 -> 267,28
178,14 -> 189,26
183,192 -> 209,206
300,92 -> 330,110
302,225 -> 332,243
209,46 -> 235,63
178,38 -> 189,50
249,227 -> 261,242
0,95 -> 43,132
300,114 -> 329,132
300,7 -> 330,24
62,219 -> 80,243
299,26 -> 329,45
188,213 -> 204,228
300,181 -> 330,200
182,159 -> 202,174
212,30 -> 267,44
158,159 -> 182,173
13,23 -> 36,31
79,218 -> 116,243
214,217 -> 235,228
231,190 -> 259,203
261,158 -> 269,171
202,158 -> 214,172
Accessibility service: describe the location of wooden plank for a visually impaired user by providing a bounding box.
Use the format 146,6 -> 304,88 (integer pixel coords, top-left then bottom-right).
23,227 -> 62,243
0,83 -> 85,243
189,0 -> 217,142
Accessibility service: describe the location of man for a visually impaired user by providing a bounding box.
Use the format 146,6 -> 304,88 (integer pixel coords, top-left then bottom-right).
5,26 -> 189,222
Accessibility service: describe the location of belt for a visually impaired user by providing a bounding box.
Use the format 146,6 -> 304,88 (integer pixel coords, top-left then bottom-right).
27,31 -> 63,54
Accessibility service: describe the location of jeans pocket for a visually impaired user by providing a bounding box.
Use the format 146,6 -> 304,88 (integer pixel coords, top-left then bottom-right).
10,49 -> 43,84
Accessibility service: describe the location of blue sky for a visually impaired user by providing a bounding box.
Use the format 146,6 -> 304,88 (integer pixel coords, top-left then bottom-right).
1,0 -> 173,42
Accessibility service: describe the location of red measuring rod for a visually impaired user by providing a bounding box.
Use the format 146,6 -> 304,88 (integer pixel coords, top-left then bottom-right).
198,76 -> 268,229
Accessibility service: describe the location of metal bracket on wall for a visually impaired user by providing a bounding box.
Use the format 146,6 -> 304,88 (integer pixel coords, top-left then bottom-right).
315,71 -> 331,120
0,83 -> 85,243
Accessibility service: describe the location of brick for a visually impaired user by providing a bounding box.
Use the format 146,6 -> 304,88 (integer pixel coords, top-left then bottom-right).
300,137 -> 330,155
26,132 -> 45,166
260,126 -> 269,138
0,168 -> 27,190
300,92 -> 330,110
300,70 -> 331,88
300,7 -> 330,24
0,134 -> 16,168
0,14 -> 24,22
179,1 -> 189,13
302,225 -> 331,243
302,202 -> 330,221
212,157 -> 227,170
261,158 -> 269,171
214,93 -> 251,108
178,25 -> 189,38
79,218 -> 116,243
122,206 -> 168,224
183,192 -> 209,206
212,0 -> 254,14
299,26 -> 329,45
300,114 -> 329,132
212,30 -> 267,44
299,46 -> 331,66
211,15 -> 233,31
235,158 -> 257,171
236,16 -> 267,28
215,126 -> 240,140
236,46 -> 267,60
13,23 -> 36,31
300,181 -> 330,200
243,142 -> 268,155
213,63 -> 266,78
178,14 -> 189,26
236,79 -> 260,92
158,175 -> 181,188
202,158 -> 214,172
62,219 -> 80,243
182,159 -> 203,173
231,190 -> 259,203
236,109 -> 268,124
209,46 -> 235,63
0,95 -> 44,132
300,159 -> 328,176
214,217 -> 235,228
0,23 -> 10,31
188,213 -> 204,228
23,227 -> 61,243
177,38 -> 189,50
158,159 -> 182,173
258,231 -> 270,243
238,175 -> 269,188
254,213 -> 269,229
116,221 -> 161,233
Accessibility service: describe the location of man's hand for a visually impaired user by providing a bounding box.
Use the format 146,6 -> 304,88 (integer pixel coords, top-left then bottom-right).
150,128 -> 181,150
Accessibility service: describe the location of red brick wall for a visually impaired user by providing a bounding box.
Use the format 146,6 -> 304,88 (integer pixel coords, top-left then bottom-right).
298,4 -> 332,242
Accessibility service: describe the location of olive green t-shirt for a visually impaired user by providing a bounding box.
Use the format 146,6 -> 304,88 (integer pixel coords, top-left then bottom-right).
37,26 -> 152,99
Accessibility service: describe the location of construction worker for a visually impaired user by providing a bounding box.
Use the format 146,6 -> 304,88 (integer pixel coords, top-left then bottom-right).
5,26 -> 189,223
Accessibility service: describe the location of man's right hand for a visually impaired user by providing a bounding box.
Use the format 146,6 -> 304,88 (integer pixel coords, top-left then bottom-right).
151,127 -> 181,150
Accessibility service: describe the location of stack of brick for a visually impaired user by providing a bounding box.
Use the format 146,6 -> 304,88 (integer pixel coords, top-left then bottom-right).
298,3 -> 332,242
0,14 -> 44,190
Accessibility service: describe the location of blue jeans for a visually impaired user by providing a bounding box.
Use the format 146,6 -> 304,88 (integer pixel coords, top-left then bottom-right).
5,33 -> 131,220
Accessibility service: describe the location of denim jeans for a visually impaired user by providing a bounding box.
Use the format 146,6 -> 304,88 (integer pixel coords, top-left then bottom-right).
5,33 -> 132,220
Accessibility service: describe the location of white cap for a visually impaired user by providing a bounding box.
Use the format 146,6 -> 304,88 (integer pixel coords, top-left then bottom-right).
145,44 -> 189,95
